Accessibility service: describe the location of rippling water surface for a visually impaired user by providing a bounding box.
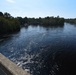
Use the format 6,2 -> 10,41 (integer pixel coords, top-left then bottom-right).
0,23 -> 76,75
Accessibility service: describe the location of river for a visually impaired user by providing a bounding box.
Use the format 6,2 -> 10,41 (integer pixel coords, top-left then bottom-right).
0,23 -> 76,75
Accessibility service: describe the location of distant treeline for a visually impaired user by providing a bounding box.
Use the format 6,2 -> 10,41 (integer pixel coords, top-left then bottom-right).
0,11 -> 65,34
17,16 -> 64,26
65,18 -> 76,24
0,12 -> 20,34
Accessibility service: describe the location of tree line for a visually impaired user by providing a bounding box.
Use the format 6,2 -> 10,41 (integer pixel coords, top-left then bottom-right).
0,11 -> 65,34
65,18 -> 76,24
17,16 -> 64,26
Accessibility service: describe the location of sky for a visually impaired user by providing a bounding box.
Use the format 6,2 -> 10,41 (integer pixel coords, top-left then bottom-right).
0,0 -> 76,18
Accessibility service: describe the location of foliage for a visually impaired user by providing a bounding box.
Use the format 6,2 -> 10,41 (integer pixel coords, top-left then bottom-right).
0,11 -> 64,34
65,18 -> 76,24
21,16 -> 64,26
0,12 -> 20,34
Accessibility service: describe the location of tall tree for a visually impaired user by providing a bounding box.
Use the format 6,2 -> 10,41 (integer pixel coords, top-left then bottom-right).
0,12 -> 3,16
4,12 -> 12,18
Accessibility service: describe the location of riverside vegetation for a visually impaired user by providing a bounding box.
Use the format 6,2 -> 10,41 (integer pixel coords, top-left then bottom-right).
65,18 -> 76,24
0,11 -> 64,35
0,12 -> 20,35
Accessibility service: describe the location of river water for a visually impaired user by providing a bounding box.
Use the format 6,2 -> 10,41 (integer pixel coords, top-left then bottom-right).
0,23 -> 76,75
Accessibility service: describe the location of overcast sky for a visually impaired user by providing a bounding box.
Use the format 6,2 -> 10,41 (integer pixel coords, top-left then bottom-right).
0,0 -> 76,18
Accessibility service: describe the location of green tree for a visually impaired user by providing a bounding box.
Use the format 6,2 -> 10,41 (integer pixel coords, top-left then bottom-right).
0,12 -> 3,16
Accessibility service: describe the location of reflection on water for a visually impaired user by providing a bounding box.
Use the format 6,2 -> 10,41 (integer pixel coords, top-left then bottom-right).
0,23 -> 76,75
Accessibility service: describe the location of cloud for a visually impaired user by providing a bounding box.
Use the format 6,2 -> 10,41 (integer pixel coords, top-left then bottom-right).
6,0 -> 15,3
